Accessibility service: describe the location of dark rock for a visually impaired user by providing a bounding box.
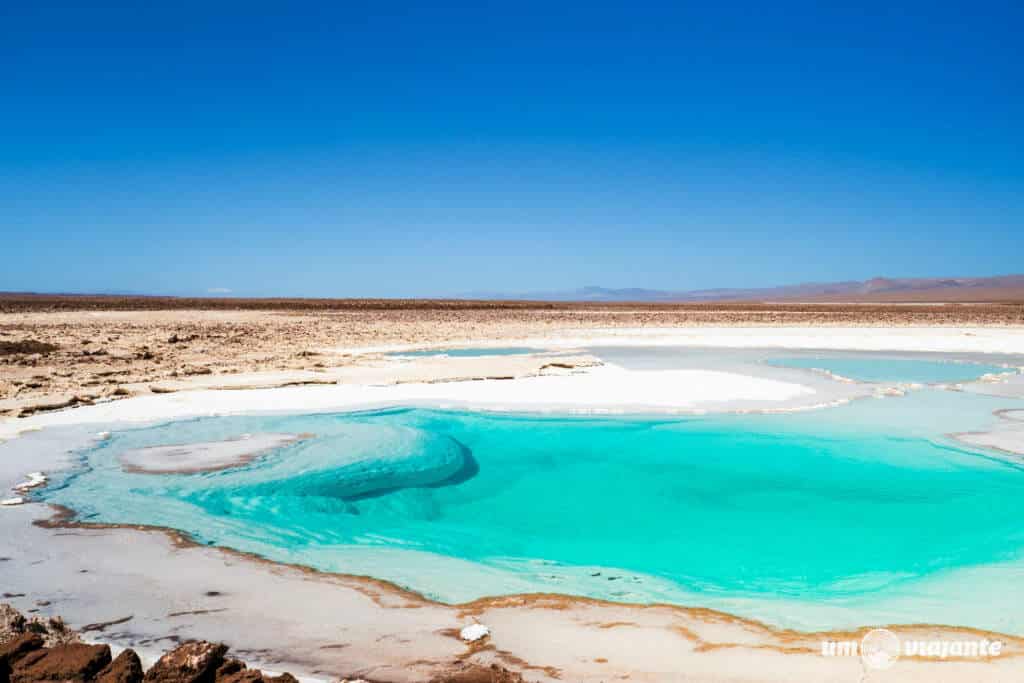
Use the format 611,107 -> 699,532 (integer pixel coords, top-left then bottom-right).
0,341 -> 58,356
144,641 -> 227,683
211,655 -> 299,683
264,675 -> 296,683
0,634 -> 44,668
11,642 -> 111,682
96,649 -> 144,683
213,659 -> 246,679
214,667 -> 261,683
213,659 -> 296,683
81,616 -> 133,634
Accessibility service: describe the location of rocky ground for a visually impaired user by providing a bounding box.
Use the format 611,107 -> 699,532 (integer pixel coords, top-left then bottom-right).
2,296 -> 1022,418
0,604 -> 524,683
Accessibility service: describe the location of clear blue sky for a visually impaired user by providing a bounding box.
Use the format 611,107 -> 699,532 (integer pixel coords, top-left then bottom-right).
3,1 -> 1022,297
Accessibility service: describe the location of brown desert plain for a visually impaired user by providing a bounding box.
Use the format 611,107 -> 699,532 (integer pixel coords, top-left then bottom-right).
3,293 -> 1023,418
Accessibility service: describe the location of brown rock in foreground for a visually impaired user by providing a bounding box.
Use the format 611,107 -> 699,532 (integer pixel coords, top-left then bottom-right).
11,643 -> 112,683
144,641 -> 227,683
1,605 -> 306,683
135,642 -> 299,683
214,659 -> 297,683
0,633 -> 44,668
1,605 -> 531,683
96,649 -> 144,683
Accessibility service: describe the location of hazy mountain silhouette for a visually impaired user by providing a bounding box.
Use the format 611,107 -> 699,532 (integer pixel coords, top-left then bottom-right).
463,274 -> 1024,303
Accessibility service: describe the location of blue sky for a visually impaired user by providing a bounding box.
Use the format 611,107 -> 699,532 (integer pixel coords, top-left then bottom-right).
3,1 -> 1022,297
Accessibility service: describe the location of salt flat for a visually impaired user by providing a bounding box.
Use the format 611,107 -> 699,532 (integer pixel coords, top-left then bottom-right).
2,324 -> 1024,683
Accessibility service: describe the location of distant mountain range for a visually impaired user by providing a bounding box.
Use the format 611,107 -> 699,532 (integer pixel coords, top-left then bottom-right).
464,274 -> 1024,303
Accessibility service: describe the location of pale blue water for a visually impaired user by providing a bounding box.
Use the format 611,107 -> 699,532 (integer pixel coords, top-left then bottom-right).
38,387 -> 1024,631
768,356 -> 1011,383
388,346 -> 543,358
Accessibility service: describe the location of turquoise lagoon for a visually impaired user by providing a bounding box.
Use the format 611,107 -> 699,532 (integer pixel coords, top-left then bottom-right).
39,382 -> 1024,633
768,356 -> 1013,383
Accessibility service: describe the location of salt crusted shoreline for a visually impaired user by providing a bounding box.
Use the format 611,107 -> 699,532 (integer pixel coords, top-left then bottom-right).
2,326 -> 1024,682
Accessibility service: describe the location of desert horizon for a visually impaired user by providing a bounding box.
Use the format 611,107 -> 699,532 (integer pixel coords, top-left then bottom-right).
6,271 -> 1024,306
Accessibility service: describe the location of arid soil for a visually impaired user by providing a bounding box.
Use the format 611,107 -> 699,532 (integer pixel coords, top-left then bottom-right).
2,297 -> 1023,418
